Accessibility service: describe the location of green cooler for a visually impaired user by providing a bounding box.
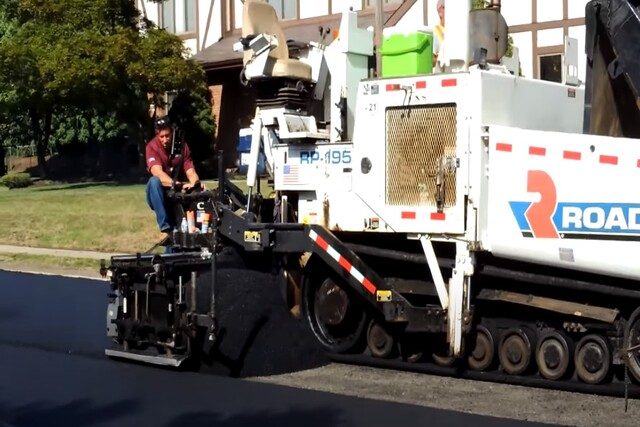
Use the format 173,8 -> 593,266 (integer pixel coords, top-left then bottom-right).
380,30 -> 433,78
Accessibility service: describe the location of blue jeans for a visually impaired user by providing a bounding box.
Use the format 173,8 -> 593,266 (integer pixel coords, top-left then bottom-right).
146,177 -> 172,232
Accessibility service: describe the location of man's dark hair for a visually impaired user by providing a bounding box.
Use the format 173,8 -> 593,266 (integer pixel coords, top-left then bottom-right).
154,115 -> 171,131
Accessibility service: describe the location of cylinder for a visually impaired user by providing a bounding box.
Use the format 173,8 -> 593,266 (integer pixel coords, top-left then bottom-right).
469,9 -> 508,64
191,271 -> 197,311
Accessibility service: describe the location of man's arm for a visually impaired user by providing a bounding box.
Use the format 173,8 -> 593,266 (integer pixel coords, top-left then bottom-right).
185,167 -> 200,185
146,141 -> 176,187
180,143 -> 204,189
150,165 -> 175,187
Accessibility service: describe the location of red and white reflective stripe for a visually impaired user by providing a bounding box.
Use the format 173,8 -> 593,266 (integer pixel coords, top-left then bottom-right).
385,78 -> 457,91
309,230 -> 377,295
497,143 -> 626,167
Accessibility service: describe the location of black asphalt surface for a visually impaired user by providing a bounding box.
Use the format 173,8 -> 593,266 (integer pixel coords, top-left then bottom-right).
0,270 -> 546,426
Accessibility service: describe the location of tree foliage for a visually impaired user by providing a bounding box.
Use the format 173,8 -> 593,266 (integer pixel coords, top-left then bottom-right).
0,0 -> 214,178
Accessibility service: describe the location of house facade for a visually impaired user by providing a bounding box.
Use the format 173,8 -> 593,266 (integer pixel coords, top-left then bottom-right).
136,0 -> 589,168
502,0 -> 588,82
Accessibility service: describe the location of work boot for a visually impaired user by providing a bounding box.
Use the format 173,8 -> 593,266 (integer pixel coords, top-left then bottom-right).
156,230 -> 171,246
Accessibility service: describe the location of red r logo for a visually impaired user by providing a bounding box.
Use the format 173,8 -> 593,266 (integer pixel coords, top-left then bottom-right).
525,170 -> 559,238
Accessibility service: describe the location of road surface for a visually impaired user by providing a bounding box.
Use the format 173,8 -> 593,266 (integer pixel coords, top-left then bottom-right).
0,270 -> 537,426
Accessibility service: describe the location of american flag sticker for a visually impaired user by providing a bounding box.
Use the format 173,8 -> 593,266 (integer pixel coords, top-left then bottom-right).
283,164 -> 300,184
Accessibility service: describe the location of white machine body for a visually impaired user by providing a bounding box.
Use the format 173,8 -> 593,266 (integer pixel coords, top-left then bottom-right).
261,64 -> 640,283
237,4 -> 640,355
282,68 -> 640,282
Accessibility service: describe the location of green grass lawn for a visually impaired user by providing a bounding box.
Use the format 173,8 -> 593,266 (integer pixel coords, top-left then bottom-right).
0,178 -> 269,253
0,253 -> 101,270
0,183 -> 158,253
0,253 -> 105,278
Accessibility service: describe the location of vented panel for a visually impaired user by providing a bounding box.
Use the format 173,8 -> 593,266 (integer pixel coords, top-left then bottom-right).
386,104 -> 457,207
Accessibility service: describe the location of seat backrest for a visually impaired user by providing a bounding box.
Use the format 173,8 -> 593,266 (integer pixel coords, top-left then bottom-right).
242,0 -> 289,65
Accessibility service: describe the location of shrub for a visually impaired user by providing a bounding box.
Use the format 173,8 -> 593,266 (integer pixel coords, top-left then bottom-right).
0,172 -> 32,189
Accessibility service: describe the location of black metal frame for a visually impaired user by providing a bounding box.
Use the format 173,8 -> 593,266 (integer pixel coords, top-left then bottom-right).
583,0 -> 640,138
105,172 -> 457,364
215,205 -> 450,332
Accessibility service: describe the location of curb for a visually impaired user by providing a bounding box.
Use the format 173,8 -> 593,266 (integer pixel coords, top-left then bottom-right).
0,245 -> 122,260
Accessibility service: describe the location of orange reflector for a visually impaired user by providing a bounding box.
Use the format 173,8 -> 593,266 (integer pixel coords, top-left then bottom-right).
528,146 -> 546,156
401,211 -> 416,220
563,151 -> 581,160
442,78 -> 457,87
496,143 -> 512,152
431,212 -> 446,221
599,155 -> 618,165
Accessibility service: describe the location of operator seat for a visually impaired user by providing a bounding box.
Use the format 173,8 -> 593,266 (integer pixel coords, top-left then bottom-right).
242,0 -> 312,82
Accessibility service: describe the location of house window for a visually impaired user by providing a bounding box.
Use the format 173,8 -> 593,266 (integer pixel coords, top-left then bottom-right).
365,0 -> 403,6
162,0 -> 176,33
539,54 -> 563,83
162,0 -> 196,34
267,0 -> 298,20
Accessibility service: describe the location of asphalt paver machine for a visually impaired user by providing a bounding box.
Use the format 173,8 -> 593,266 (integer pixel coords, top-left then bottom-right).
104,0 -> 640,389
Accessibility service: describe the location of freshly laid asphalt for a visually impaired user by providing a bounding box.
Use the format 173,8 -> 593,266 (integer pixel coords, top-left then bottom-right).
0,270 -> 547,426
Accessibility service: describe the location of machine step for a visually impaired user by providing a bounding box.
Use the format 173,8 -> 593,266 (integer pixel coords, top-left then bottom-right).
105,348 -> 188,367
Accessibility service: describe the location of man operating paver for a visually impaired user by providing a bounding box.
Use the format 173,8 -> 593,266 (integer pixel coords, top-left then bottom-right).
145,115 -> 203,244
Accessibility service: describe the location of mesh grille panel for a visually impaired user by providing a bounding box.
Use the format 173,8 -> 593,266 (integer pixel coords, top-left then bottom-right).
385,104 -> 457,207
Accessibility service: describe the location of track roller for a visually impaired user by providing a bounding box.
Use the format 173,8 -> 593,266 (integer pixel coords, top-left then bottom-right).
467,325 -> 496,371
574,334 -> 611,384
399,338 -> 424,363
367,320 -> 396,358
535,331 -> 572,380
302,275 -> 368,353
431,340 -> 456,367
499,328 -> 536,375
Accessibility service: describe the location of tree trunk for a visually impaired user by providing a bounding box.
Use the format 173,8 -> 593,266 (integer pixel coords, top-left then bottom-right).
85,111 -> 101,176
0,143 -> 6,176
128,121 -> 147,170
30,106 -> 48,178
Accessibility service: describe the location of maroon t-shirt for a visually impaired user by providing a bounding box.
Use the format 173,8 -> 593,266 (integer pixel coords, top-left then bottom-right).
145,136 -> 194,178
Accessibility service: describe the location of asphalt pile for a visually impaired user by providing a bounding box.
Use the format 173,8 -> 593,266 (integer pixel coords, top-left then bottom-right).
196,248 -> 328,378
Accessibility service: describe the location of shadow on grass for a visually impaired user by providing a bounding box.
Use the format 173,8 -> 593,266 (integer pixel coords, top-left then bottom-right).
31,181 -> 143,192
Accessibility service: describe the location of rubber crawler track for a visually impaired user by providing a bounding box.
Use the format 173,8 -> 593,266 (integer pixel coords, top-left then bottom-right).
329,353 -> 640,399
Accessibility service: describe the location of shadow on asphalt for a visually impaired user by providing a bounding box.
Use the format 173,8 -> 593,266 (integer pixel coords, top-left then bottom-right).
0,307 -> 18,322
0,398 -> 141,426
166,406 -> 346,427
